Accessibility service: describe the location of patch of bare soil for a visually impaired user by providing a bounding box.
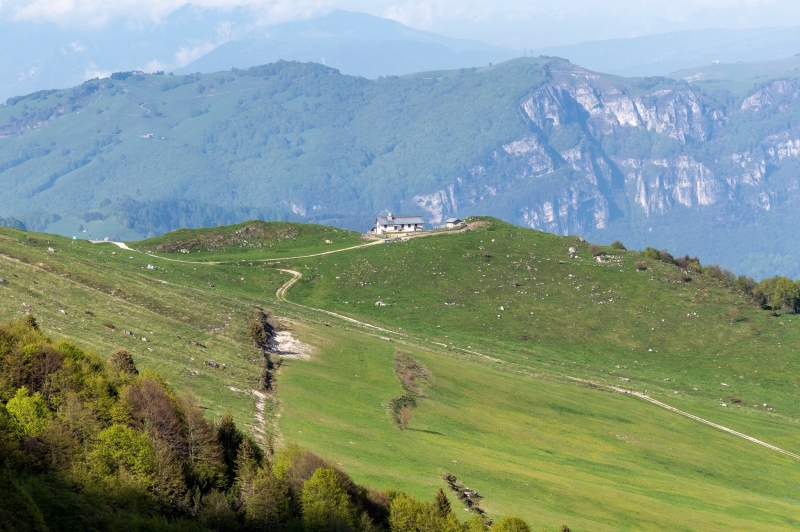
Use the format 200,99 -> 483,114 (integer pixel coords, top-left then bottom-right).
269,329 -> 314,360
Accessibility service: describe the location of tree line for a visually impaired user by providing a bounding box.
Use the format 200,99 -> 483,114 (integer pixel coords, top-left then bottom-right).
637,244 -> 800,313
0,316 -> 541,532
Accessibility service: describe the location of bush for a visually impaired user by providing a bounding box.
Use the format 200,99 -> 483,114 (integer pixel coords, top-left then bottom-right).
590,244 -> 603,256
109,349 -> 138,376
610,240 -> 626,250
643,247 -> 661,261
388,394 -> 417,429
492,516 -> 532,532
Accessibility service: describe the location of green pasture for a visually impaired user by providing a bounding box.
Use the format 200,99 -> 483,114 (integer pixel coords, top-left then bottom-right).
136,220 -> 365,261
276,320 -> 800,531
2,220 -> 800,529
286,218 -> 800,419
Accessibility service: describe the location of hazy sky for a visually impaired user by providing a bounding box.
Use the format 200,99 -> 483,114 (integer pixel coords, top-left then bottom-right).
3,0 -> 800,47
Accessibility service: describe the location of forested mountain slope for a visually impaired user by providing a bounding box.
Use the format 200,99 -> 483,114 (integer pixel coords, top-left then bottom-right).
2,58 -> 800,277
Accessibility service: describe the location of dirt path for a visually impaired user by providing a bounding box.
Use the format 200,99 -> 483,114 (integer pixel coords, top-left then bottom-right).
274,269 -> 800,462
277,269 -> 400,336
92,239 -> 385,265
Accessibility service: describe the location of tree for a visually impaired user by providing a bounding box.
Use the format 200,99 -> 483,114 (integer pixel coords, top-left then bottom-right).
772,276 -> 800,312
464,514 -> 490,531
0,471 -> 48,532
491,516 -> 532,532
109,348 -> 138,375
197,489 -> 239,532
217,412 -> 244,488
24,314 -> 39,331
184,394 -> 225,491
434,488 -> 452,518
610,240 -> 626,250
243,467 -> 291,530
301,468 -> 358,531
389,492 -> 462,532
89,424 -> 156,489
234,437 -> 262,502
6,386 -> 50,437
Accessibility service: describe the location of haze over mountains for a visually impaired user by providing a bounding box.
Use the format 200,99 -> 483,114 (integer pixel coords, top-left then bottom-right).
0,7 -> 516,102
534,26 -> 800,77
5,4 -> 800,102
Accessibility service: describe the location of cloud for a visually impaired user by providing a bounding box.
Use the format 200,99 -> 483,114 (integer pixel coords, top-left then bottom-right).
84,63 -> 111,79
2,0 -> 799,48
173,41 -> 217,68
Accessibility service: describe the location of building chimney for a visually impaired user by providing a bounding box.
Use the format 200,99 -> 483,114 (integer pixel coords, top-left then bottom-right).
387,212 -> 393,220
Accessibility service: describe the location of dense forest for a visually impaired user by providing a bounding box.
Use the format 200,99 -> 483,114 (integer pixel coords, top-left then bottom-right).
0,316 -> 539,532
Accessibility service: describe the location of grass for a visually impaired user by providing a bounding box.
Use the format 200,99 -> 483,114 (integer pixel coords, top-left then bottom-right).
286,217 -> 800,420
276,320 -> 800,531
1,218 -> 800,529
135,220 -> 365,261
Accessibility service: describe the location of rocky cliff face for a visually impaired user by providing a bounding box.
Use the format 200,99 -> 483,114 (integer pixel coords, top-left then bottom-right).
410,62 -> 800,252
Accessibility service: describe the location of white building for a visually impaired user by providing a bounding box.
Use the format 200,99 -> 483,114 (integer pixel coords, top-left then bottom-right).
375,213 -> 424,235
445,217 -> 462,229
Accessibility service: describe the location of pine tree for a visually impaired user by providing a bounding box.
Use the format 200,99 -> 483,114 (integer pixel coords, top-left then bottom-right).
217,412 -> 243,488
434,488 -> 452,517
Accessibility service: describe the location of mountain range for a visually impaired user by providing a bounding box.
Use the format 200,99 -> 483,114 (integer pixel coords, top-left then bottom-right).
0,7 -> 515,103
3,56 -> 800,278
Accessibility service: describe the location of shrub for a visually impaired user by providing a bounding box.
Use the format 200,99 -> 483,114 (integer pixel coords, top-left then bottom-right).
492,516 -> 532,532
388,394 -> 417,429
643,247 -> 661,261
109,349 -> 138,376
734,275 -> 755,295
590,244 -> 603,256
635,262 -> 646,271
610,240 -> 626,250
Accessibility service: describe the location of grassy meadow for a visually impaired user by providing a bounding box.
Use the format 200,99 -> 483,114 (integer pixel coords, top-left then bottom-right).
276,320 -> 800,531
1,219 -> 800,529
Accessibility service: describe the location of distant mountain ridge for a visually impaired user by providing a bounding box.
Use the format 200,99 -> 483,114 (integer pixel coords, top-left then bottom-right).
534,26 -> 800,77
2,57 -> 800,278
0,7 -> 514,102
176,11 -> 515,79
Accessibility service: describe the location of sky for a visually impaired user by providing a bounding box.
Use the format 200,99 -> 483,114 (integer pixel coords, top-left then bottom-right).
2,0 -> 800,48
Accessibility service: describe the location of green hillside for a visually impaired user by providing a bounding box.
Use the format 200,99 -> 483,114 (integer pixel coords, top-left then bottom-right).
1,220 -> 799,530
7,58 -> 800,278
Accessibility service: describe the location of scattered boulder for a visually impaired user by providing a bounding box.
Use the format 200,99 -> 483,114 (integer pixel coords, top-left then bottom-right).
147,264 -> 157,270
204,360 -> 220,368
47,247 -> 55,252
375,301 -> 387,306
190,340 -> 206,348
0,278 -> 6,285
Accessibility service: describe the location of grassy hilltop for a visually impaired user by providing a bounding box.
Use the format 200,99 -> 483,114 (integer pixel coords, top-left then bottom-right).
1,219 -> 799,530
